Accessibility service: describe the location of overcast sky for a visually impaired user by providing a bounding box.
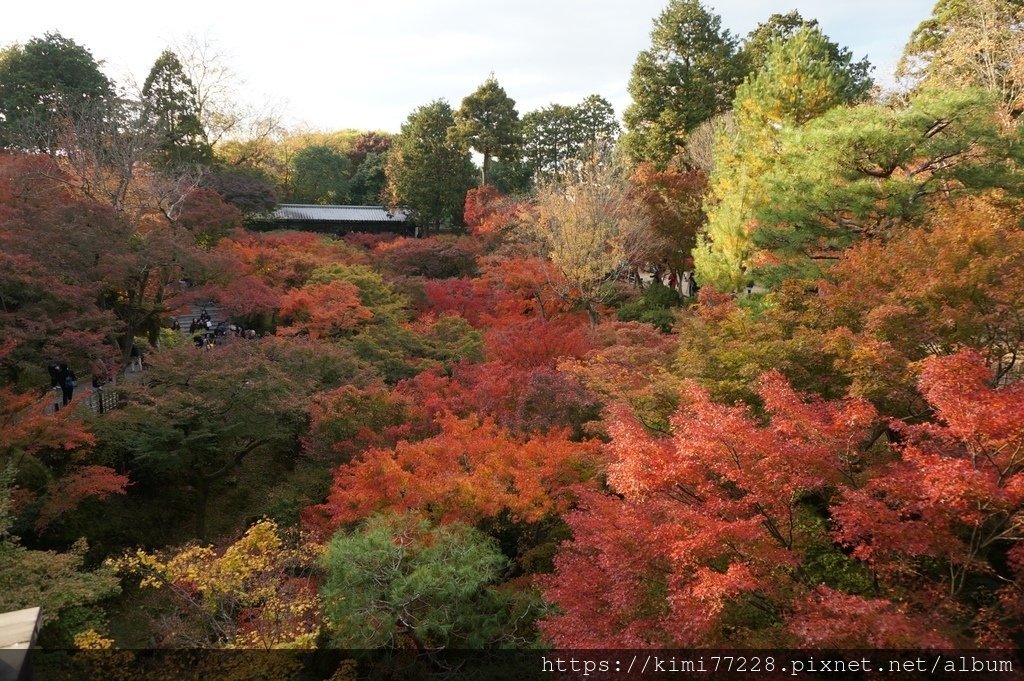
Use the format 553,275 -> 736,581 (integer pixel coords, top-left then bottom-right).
3,0 -> 935,133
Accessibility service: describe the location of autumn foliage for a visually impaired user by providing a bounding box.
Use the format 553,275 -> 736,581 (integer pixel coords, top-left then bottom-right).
321,413 -> 603,528
304,384 -> 419,463
0,154 -> 122,374
278,280 -> 373,339
483,315 -> 592,369
35,465 -> 130,530
174,188 -> 244,246
833,351 -> 1024,646
217,231 -> 365,291
464,184 -> 529,237
629,162 -> 707,269
542,352 -> 1024,647
542,373 -> 880,647
0,361 -> 127,532
110,519 -> 321,648
4,20 -> 1024,654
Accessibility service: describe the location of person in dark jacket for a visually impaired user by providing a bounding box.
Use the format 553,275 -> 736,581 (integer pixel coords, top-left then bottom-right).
47,362 -> 61,389
58,364 -> 77,406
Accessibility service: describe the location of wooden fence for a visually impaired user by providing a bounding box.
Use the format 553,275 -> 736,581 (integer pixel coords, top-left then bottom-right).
83,387 -> 120,414
43,384 -> 121,416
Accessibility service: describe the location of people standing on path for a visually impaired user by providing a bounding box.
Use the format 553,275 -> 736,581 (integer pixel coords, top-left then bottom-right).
58,363 -> 77,406
48,362 -> 61,389
47,361 -> 63,409
681,271 -> 693,297
129,344 -> 143,373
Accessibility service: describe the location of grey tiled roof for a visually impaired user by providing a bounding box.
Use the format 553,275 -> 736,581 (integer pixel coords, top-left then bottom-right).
273,204 -> 409,223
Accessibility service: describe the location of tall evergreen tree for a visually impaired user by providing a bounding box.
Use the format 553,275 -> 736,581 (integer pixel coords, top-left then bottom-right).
385,100 -> 476,235
453,76 -> 521,186
741,11 -> 873,96
0,32 -> 112,150
694,26 -> 873,291
622,0 -> 743,168
522,95 -> 619,183
141,50 -> 212,169
522,103 -> 577,182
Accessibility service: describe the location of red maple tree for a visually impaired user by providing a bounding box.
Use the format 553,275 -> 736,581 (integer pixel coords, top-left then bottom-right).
278,280 -> 373,339
833,350 -> 1024,646
541,371 -> 957,648
321,413 -> 604,528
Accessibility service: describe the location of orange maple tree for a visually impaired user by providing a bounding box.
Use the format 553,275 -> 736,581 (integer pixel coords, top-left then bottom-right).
35,464 -> 130,530
463,184 -> 530,237
1,340 -> 128,530
217,231 -> 366,291
483,314 -> 592,369
321,413 -> 604,528
629,162 -> 707,272
541,370 -> 958,648
277,280 -> 373,339
832,350 -> 1024,646
393,360 -> 598,436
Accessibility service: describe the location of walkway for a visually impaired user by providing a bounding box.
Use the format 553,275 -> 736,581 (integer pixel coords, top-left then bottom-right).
42,366 -> 141,416
173,303 -> 226,333
31,303 -> 231,417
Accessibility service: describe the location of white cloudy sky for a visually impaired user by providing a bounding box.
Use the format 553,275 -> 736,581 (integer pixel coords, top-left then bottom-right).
3,0 -> 935,133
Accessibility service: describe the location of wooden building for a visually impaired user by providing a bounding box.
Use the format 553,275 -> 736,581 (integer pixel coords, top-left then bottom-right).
250,204 -> 414,235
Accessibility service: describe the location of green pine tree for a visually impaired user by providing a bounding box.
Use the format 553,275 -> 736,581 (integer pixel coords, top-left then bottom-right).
321,513 -> 541,649
0,32 -> 113,150
453,75 -> 522,186
141,50 -> 212,169
750,87 -> 1021,285
385,100 -> 477,235
694,26 -> 872,291
622,0 -> 744,168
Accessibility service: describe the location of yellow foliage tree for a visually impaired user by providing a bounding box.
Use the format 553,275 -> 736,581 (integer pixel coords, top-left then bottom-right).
527,150 -> 654,326
109,519 -> 322,649
900,0 -> 1024,120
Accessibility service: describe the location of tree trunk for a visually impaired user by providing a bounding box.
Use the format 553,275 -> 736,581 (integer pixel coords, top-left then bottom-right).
119,320 -> 137,364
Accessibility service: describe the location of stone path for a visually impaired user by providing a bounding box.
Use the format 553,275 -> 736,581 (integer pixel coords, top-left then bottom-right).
33,304 -> 237,417
172,303 -> 226,333
42,371 -> 132,416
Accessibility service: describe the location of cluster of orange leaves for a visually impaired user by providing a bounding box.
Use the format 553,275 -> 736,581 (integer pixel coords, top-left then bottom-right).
278,280 -> 373,339
321,413 -> 603,530
542,350 -> 1024,648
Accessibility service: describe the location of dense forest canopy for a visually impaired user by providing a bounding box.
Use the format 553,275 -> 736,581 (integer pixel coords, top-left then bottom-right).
1,2 -> 1023,673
